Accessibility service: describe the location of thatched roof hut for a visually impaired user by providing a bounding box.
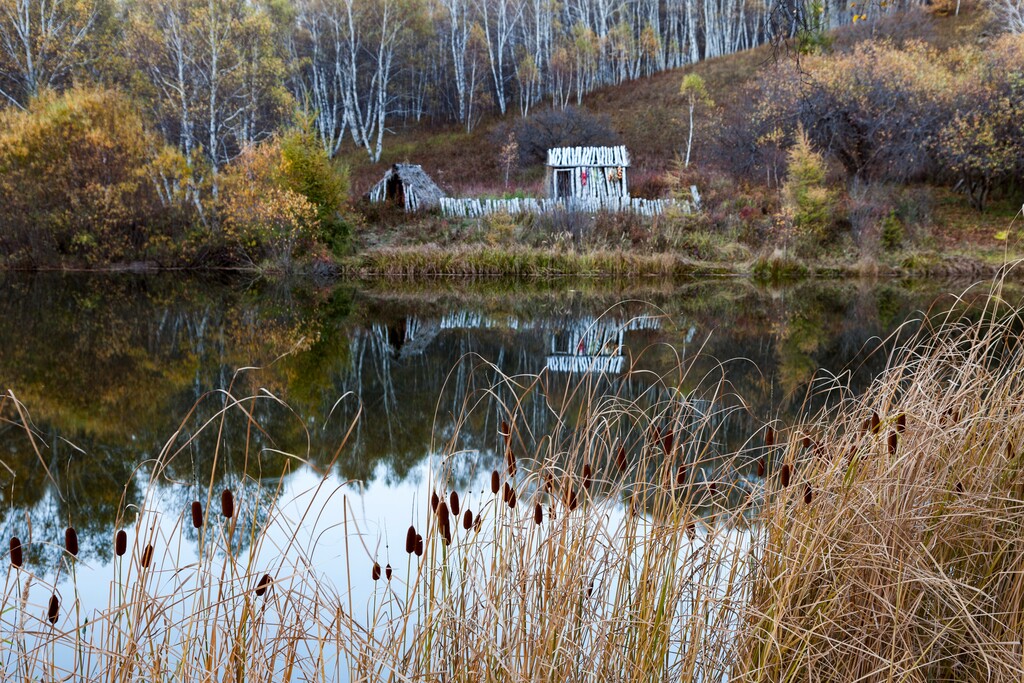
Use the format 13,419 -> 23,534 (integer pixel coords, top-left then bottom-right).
367,163 -> 445,212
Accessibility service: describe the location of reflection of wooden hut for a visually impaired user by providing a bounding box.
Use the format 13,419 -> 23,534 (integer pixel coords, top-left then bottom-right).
547,317 -> 626,374
545,146 -> 630,201
368,164 -> 445,212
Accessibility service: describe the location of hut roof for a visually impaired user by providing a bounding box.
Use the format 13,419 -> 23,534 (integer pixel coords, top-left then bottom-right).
546,146 -> 630,168
367,163 -> 445,211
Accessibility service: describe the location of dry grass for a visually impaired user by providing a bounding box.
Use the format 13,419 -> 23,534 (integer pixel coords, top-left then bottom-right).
3,275 -> 1024,680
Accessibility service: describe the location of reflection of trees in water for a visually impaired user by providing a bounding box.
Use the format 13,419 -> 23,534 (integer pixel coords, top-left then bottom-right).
0,273 -> 982,562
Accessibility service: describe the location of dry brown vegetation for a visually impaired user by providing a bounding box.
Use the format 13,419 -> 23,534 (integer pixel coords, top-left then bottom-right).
4,276 -> 1024,679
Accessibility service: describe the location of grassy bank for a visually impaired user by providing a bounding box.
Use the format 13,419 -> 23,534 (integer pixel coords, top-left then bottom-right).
4,277 -> 1024,679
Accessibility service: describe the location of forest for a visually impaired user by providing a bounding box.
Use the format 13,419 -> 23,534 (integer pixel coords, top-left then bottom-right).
0,0 -> 1022,271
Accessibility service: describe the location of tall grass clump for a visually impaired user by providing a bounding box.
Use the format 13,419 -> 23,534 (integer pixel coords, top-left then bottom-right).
3,280 -> 1024,681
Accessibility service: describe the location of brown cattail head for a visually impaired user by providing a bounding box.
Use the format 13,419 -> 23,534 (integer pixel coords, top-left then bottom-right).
406,525 -> 417,554
506,449 -> 517,477
503,482 -> 512,504
757,457 -> 765,478
141,544 -> 154,569
567,485 -> 578,511
801,435 -> 812,450
676,465 -> 686,487
221,489 -> 234,518
430,490 -> 440,512
896,413 -> 906,433
414,534 -> 424,556
534,502 -> 543,525
115,530 -> 127,557
780,463 -> 791,488
501,420 -> 509,443
9,537 -> 22,568
686,521 -> 697,541
804,483 -> 813,505
372,562 -> 381,581
662,429 -> 674,455
508,487 -> 517,509
765,425 -> 775,448
450,491 -> 460,516
65,528 -> 78,557
474,514 -> 482,532
887,431 -> 898,456
255,574 -> 272,596
385,564 -> 392,580
441,518 -> 452,545
870,411 -> 880,434
491,471 -> 500,495
47,595 -> 59,625
582,463 -> 593,491
463,509 -> 473,530
616,446 -> 628,472
191,501 -> 203,529
436,500 -> 449,520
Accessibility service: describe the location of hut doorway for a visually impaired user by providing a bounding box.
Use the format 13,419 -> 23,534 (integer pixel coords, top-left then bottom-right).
555,170 -> 572,199
385,173 -> 405,206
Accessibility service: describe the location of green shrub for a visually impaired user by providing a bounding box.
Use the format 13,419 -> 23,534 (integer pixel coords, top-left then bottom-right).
880,210 -> 903,251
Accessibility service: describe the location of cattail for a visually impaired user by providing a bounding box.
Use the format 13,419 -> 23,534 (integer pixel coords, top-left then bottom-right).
616,446 -> 628,472
870,411 -> 880,434
463,509 -> 473,530
414,534 -> 423,556
115,530 -> 127,557
64,527 -> 78,557
372,562 -> 381,581
765,425 -> 775,448
491,471 -> 500,494
801,435 -> 812,449
385,564 -> 392,580
437,500 -> 449,522
501,420 -> 509,443
506,449 -> 517,477
221,489 -> 234,518
474,514 -> 482,532
534,503 -> 543,525
191,501 -> 203,529
756,457 -> 765,478
441,519 -> 452,545
9,537 -> 22,568
861,418 -> 870,432
676,465 -> 686,487
503,482 -> 512,504
587,578 -> 595,598
430,490 -> 440,512
406,525 -> 417,554
567,486 -> 578,511
450,491 -> 460,516
662,429 -> 674,455
804,484 -> 813,505
887,430 -> 898,456
780,463 -> 791,488
141,544 -> 154,569
47,595 -> 59,625
896,413 -> 906,433
582,463 -> 593,491
686,521 -> 697,541
508,487 -> 517,509
255,574 -> 272,596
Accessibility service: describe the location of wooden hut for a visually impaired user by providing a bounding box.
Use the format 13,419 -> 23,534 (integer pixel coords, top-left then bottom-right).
545,146 -> 630,201
368,163 -> 445,212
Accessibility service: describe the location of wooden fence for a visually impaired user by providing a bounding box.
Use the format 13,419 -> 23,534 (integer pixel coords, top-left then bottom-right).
439,195 -> 688,218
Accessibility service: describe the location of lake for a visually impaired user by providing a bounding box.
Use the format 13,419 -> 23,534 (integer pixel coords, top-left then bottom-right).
0,272 -> 994,677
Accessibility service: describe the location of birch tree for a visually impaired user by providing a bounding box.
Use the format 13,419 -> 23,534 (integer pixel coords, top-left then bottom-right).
0,0 -> 100,107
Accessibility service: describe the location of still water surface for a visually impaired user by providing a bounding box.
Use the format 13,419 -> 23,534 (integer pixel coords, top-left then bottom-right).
0,272 -> 989,664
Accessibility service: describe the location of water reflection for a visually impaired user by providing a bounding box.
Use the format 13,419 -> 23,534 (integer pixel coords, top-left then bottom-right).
0,272 -> 991,564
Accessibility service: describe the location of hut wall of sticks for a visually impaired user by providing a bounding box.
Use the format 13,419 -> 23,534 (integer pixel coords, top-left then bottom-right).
367,163 -> 445,212
544,146 -> 630,201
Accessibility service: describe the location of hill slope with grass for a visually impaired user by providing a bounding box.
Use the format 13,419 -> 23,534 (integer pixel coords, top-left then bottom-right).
343,3 -> 1024,277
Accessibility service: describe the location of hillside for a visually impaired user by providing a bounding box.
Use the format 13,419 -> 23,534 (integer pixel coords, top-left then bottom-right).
343,4 -> 990,198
